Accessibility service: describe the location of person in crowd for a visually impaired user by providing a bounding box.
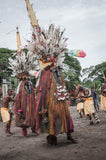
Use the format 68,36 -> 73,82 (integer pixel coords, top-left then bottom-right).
0,87 -> 3,121
1,89 -> 15,134
29,24 -> 76,145
101,78 -> 106,112
14,75 -> 36,136
75,85 -> 85,118
91,87 -> 99,111
83,88 -> 100,125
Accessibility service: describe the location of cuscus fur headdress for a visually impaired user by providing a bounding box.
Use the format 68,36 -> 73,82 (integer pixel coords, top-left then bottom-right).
27,24 -> 68,69
9,51 -> 39,77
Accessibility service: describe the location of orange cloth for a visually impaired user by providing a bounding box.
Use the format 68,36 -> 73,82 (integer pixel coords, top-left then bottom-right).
77,102 -> 84,113
1,108 -> 10,122
84,97 -> 95,115
101,95 -> 106,111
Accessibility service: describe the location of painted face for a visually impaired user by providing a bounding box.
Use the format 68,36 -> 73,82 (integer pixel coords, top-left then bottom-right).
85,90 -> 89,95
24,81 -> 32,94
8,90 -> 13,96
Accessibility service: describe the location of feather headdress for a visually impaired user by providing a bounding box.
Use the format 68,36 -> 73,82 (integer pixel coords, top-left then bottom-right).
27,24 -> 68,68
9,51 -> 39,76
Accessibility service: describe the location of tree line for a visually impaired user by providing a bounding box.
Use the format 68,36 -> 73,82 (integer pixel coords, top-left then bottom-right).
0,48 -> 106,93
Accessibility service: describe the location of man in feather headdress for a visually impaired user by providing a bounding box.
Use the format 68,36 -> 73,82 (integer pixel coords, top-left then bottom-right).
28,24 -> 76,144
9,51 -> 37,136
101,78 -> 106,111
14,74 -> 37,136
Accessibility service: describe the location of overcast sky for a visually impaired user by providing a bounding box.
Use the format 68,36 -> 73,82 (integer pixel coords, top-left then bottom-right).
0,0 -> 106,69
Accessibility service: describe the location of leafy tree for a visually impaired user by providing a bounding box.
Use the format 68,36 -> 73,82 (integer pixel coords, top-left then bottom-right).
82,62 -> 106,92
88,62 -> 106,82
61,53 -> 82,92
0,48 -> 36,88
0,48 -> 17,86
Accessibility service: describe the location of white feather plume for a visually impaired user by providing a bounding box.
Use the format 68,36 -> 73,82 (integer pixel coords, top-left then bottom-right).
28,24 -> 68,67
9,51 -> 39,76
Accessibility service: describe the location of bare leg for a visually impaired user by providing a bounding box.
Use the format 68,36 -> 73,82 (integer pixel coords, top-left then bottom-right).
87,114 -> 94,125
94,105 -> 98,112
22,127 -> 27,136
97,105 -> 99,111
82,109 -> 85,116
67,131 -> 77,143
92,113 -> 100,124
5,113 -> 13,134
46,135 -> 57,145
79,111 -> 82,118
31,126 -> 36,133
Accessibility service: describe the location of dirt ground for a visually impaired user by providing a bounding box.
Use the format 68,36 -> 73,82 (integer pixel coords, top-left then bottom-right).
0,106 -> 106,160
